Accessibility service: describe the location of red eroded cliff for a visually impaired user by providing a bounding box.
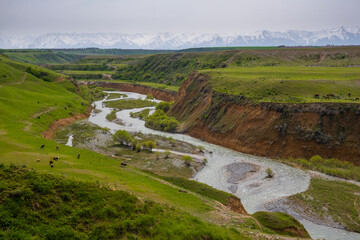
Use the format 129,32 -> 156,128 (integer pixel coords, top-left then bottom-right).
170,73 -> 360,164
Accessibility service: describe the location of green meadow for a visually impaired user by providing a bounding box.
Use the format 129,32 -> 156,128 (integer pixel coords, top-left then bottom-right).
203,66 -> 360,103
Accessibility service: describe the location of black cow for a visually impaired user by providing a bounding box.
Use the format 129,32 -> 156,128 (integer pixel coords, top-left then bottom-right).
40,144 -> 45,149
121,162 -> 127,167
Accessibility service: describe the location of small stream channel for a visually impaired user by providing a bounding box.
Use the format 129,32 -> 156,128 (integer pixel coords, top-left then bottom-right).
85,91 -> 360,240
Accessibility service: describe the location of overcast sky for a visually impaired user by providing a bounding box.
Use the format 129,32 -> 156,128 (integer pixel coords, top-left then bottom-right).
1,0 -> 359,36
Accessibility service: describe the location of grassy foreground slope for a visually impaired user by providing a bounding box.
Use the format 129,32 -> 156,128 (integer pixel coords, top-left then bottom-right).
0,165 -> 247,240
0,54 -> 222,220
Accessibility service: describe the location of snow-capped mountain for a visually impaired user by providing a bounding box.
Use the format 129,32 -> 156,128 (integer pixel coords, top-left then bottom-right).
1,26 -> 359,49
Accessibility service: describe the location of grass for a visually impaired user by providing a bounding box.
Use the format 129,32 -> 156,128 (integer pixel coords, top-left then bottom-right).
130,108 -> 150,119
60,70 -> 115,75
107,92 -> 127,99
104,98 -> 156,109
106,110 -> 117,121
0,55 -> 239,229
159,176 -> 233,205
281,155 -> 360,181
202,66 -> 360,103
2,50 -> 83,65
291,178 -> 360,232
252,211 -> 310,238
80,79 -> 180,92
0,164 -> 249,240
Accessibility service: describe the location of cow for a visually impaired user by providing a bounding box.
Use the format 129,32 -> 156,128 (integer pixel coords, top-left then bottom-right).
40,144 -> 45,149
77,154 -> 80,159
53,157 -> 59,160
56,145 -> 59,150
36,159 -> 40,162
314,94 -> 319,99
348,93 -> 351,97
356,98 -> 360,101
121,162 -> 127,167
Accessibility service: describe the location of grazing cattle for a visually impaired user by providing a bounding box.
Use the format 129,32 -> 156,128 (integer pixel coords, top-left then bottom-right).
77,154 -> 80,159
121,162 -> 127,167
314,94 -> 319,99
356,98 -> 360,101
64,107 -> 67,110
40,144 -> 45,149
56,145 -> 59,150
50,164 -> 54,168
36,159 -> 40,162
49,160 -> 53,165
348,93 -> 351,97
53,157 -> 59,160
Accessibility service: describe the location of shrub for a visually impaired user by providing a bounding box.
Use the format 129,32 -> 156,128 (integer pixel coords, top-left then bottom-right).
135,144 -> 141,152
155,101 -> 173,113
309,155 -> 323,164
145,109 -> 179,132
266,168 -> 274,178
142,141 -> 156,152
182,156 -> 193,167
164,150 -> 171,159
113,130 -> 133,146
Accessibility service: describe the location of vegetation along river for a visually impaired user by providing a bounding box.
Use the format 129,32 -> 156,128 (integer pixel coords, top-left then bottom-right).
84,91 -> 360,240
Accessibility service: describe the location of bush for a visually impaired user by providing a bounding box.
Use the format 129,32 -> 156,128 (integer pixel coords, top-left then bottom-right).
309,155 -> 323,164
142,141 -> 156,152
155,101 -> 173,113
266,168 -> 274,178
145,109 -> 179,132
113,130 -> 133,146
182,156 -> 193,167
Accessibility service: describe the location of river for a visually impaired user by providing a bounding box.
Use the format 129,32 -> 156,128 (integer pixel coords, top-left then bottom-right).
86,90 -> 360,240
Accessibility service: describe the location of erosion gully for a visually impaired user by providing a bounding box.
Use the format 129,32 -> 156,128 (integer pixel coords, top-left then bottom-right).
79,91 -> 359,240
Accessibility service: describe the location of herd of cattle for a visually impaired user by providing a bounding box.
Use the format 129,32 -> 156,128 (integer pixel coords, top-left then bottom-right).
39,144 -> 127,168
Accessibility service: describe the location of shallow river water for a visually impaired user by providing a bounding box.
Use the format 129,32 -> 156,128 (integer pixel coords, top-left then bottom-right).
86,91 -> 360,240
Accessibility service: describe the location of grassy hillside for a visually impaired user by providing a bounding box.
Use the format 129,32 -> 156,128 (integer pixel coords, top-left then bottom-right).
0,54 -> 220,221
0,164 -> 248,239
109,46 -> 360,87
2,49 -> 83,65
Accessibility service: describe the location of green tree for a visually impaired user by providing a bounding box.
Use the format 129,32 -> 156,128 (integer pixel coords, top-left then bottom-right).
143,141 -> 156,152
113,130 -> 133,146
135,144 -> 141,152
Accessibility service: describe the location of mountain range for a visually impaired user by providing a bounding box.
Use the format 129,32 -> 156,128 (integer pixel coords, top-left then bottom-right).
1,26 -> 359,49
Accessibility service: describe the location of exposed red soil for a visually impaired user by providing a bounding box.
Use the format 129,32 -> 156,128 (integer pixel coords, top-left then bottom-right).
170,73 -> 360,165
226,196 -> 248,215
41,108 -> 92,140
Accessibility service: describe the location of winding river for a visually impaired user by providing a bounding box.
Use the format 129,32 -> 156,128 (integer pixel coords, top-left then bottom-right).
86,91 -> 360,240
